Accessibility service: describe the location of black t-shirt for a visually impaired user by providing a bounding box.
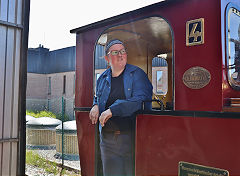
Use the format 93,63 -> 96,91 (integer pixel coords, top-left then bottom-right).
105,71 -> 126,109
103,70 -> 134,132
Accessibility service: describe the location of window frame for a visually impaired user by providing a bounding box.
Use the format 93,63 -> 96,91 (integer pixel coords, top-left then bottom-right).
48,77 -> 51,95
226,3 -> 240,90
63,75 -> 66,94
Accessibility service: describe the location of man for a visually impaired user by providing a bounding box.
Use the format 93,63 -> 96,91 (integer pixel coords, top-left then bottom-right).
89,39 -> 152,176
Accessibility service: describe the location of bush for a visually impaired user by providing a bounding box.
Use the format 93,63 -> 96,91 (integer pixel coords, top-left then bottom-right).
56,114 -> 69,122
26,110 -> 57,118
26,110 -> 69,121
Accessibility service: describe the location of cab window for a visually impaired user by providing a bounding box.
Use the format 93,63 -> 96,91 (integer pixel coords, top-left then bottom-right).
227,7 -> 240,90
152,56 -> 168,95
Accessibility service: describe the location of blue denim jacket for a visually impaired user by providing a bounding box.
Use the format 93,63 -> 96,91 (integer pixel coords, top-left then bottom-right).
93,64 -> 153,120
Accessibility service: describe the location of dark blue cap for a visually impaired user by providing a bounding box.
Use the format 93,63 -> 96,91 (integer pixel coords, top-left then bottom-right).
105,39 -> 124,55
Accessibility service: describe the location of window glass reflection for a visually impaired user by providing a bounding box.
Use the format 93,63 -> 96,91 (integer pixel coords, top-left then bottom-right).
152,57 -> 168,95
228,8 -> 240,89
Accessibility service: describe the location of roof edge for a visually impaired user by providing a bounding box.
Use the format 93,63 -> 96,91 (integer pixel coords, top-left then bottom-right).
70,0 -> 176,34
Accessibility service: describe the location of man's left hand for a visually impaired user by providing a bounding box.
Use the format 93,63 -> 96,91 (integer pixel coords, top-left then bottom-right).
99,109 -> 112,127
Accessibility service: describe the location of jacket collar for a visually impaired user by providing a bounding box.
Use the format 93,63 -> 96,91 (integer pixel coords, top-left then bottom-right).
124,64 -> 137,74
101,64 -> 137,78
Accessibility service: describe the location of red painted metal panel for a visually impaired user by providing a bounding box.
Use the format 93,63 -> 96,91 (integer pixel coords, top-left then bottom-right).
136,114 -> 240,175
76,112 -> 95,176
170,0 -> 223,111
75,33 -> 96,176
75,33 -> 95,108
75,29 -> 104,175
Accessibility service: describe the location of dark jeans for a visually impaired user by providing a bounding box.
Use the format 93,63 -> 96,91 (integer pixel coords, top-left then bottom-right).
100,131 -> 134,176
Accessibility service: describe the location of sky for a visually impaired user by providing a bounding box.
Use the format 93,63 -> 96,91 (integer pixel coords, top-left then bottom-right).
28,0 -> 162,51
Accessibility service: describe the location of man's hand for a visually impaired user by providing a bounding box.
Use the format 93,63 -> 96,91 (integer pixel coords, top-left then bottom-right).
89,105 -> 99,124
99,109 -> 112,127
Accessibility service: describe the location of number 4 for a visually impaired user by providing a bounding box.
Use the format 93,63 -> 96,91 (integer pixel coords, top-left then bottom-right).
186,18 -> 204,46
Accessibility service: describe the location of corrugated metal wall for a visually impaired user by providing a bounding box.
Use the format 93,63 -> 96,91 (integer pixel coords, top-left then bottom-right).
27,46 -> 76,74
0,0 -> 30,175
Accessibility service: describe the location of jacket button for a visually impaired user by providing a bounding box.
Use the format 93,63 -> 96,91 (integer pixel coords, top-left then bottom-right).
128,88 -> 131,91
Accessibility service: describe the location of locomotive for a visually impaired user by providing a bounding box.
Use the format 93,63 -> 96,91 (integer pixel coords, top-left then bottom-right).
71,0 -> 240,175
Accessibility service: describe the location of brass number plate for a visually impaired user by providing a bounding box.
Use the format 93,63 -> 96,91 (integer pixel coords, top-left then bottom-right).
186,18 -> 204,46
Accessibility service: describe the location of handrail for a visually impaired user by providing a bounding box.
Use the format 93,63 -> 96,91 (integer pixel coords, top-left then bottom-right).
74,107 -> 91,112
143,98 -> 165,110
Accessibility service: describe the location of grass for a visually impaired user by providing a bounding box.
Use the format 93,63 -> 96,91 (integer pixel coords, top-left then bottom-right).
26,150 -> 80,175
26,150 -> 58,175
26,110 -> 69,121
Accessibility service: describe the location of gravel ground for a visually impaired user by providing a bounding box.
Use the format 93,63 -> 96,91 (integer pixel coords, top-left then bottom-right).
26,164 -> 55,176
26,149 -> 81,176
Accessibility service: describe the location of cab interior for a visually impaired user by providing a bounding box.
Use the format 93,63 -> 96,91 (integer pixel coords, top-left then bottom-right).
95,17 -> 173,110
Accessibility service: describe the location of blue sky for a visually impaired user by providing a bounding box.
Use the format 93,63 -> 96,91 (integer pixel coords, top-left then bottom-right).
28,0 -> 162,50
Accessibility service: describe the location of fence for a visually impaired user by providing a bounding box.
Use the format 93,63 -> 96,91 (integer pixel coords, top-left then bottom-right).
26,97 -> 75,120
25,97 -> 80,174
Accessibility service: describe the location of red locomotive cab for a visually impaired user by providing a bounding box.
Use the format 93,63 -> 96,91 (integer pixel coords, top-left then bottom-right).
71,0 -> 240,175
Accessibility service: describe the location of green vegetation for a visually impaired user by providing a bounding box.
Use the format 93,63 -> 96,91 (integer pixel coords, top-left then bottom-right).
26,150 -> 80,175
26,150 -> 58,175
26,110 -> 69,121
26,110 -> 57,119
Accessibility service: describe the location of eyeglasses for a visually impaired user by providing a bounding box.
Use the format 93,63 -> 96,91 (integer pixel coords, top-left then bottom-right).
107,49 -> 127,56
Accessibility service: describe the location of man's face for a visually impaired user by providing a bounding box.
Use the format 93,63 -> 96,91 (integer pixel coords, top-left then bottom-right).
105,44 -> 127,71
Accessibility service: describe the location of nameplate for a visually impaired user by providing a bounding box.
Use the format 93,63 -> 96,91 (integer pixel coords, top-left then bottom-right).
183,66 -> 211,89
179,161 -> 229,176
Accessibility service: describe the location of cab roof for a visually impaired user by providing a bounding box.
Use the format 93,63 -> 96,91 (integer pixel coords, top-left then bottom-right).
70,0 -> 178,34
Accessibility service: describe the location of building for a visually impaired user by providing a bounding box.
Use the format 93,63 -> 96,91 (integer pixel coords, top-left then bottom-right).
26,45 -> 76,120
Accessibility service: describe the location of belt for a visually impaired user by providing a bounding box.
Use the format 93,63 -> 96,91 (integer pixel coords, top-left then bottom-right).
114,130 -> 120,135
102,130 -> 132,141
103,130 -> 131,135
